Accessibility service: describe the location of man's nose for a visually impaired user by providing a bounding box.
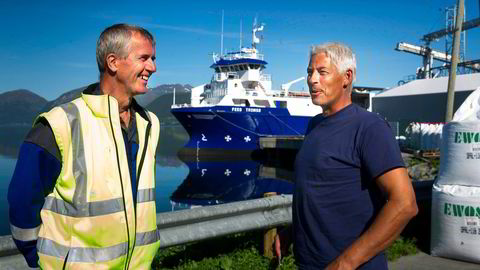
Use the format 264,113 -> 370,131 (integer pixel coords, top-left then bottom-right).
146,58 -> 156,73
308,71 -> 318,85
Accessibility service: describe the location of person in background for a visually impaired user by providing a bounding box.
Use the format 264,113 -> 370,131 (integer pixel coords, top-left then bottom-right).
276,42 -> 418,269
8,23 -> 161,269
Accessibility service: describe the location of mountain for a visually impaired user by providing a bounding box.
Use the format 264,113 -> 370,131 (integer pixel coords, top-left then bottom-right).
41,86 -> 86,112
0,89 -> 48,156
0,83 -> 191,126
0,89 -> 48,126
136,84 -> 192,107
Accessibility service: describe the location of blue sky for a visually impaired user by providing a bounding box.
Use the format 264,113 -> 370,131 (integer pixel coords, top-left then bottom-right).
1,0 -> 479,100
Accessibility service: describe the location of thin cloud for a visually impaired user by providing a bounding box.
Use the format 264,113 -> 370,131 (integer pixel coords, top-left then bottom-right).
143,23 -> 237,38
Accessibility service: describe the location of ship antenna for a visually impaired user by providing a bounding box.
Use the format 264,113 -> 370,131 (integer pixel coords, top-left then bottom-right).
239,18 -> 243,50
172,87 -> 176,105
221,10 -> 224,56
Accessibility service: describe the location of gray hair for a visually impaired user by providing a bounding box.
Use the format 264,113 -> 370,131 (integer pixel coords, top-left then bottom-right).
96,24 -> 156,77
310,42 -> 356,84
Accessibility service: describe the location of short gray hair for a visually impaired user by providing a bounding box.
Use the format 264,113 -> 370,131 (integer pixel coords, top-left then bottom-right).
96,24 -> 156,77
310,42 -> 356,84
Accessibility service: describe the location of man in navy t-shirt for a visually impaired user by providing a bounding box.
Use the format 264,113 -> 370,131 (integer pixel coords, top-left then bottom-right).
277,43 -> 418,269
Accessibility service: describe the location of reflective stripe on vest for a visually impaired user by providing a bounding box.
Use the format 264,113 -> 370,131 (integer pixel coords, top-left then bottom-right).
37,229 -> 158,263
10,224 -> 41,242
42,187 -> 155,216
137,188 -> 155,203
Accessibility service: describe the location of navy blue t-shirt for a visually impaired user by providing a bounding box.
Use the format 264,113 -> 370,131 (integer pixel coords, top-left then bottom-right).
293,104 -> 404,269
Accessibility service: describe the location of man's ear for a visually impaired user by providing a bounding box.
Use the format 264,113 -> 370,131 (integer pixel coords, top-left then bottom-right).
343,69 -> 353,89
106,53 -> 119,73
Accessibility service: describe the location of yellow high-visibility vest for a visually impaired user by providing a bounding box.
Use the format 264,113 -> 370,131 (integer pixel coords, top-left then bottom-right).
36,92 -> 160,269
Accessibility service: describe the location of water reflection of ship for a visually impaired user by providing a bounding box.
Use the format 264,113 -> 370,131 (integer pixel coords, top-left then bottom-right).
170,156 -> 294,210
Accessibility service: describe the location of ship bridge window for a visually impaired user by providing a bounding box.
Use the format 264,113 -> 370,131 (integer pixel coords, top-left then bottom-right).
233,98 -> 248,106
275,101 -> 287,108
221,67 -> 228,72
238,65 -> 245,71
215,67 -> 220,73
233,65 -> 239,71
249,64 -> 261,70
254,99 -> 270,107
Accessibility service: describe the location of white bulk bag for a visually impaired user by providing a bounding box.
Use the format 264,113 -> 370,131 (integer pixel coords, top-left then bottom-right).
452,87 -> 480,122
435,121 -> 480,186
431,184 -> 480,263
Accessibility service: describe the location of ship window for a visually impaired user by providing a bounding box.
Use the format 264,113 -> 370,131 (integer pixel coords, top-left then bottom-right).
249,64 -> 255,69
221,67 -> 228,72
275,101 -> 287,108
215,67 -> 220,73
233,98 -> 248,105
238,65 -> 244,71
234,65 -> 239,71
254,99 -> 270,107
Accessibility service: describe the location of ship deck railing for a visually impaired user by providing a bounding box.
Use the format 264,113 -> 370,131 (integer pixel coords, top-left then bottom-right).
171,103 -> 193,108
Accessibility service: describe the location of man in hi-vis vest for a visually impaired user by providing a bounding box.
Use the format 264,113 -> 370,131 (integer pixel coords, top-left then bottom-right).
8,24 -> 161,269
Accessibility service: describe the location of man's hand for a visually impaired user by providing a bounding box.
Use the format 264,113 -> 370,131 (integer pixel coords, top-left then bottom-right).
274,226 -> 292,263
326,255 -> 354,270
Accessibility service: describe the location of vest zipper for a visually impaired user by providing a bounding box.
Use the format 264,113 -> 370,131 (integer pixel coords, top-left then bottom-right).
107,96 -> 131,270
129,118 -> 152,268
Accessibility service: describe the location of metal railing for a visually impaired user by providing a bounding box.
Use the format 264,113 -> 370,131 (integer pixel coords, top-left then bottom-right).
0,195 -> 292,269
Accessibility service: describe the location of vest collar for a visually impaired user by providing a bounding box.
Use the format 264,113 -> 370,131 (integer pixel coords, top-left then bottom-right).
82,88 -> 115,118
81,83 -> 150,123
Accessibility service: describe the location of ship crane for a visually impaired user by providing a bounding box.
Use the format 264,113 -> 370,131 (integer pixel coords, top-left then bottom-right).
281,77 -> 305,96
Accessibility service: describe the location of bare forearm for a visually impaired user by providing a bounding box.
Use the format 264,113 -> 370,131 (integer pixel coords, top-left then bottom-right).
327,168 -> 418,269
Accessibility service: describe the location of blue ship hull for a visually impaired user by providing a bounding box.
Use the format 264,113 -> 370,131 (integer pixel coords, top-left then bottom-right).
171,106 -> 312,152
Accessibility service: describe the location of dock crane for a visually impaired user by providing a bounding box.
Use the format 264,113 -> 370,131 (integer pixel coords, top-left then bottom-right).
396,8 -> 480,81
395,42 -> 451,79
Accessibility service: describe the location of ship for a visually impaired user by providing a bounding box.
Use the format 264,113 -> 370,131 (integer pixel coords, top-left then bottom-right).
171,21 -> 322,154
